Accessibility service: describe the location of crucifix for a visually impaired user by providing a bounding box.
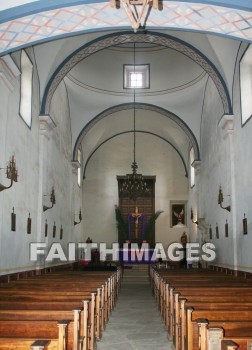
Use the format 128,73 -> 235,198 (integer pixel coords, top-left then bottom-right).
131,206 -> 143,239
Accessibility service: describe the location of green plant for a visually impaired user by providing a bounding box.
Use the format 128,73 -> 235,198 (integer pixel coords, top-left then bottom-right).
144,210 -> 164,244
114,205 -> 128,244
114,205 -> 163,245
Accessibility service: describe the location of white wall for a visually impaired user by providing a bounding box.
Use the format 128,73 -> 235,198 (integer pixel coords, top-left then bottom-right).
82,133 -> 189,248
190,59 -> 252,272
231,44 -> 252,272
0,49 -> 41,274
0,51 -> 81,275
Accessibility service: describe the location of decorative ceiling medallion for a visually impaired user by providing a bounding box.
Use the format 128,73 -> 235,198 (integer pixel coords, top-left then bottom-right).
110,0 -> 159,32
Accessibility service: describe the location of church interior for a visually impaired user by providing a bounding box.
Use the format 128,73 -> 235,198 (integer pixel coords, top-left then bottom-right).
0,1 -> 252,349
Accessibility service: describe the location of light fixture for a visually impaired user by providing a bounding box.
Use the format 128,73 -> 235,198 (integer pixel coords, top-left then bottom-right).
43,187 -> 56,212
218,186 -> 231,212
190,208 -> 198,225
119,44 -> 149,201
74,208 -> 82,226
0,155 -> 18,192
110,0 -> 159,32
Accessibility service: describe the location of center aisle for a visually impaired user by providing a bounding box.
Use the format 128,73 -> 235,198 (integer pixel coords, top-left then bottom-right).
97,265 -> 172,350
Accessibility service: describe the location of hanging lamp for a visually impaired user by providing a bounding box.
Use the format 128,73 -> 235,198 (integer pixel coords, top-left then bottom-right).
120,44 -> 149,201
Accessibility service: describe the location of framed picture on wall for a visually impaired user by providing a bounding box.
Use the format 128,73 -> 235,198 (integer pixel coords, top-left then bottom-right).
170,201 -> 187,227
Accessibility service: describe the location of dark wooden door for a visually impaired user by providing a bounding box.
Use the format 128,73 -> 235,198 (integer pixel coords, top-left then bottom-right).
117,176 -> 155,246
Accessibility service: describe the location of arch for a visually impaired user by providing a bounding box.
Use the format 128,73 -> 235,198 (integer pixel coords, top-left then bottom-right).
72,102 -> 200,178
82,130 -> 189,179
41,31 -> 232,116
73,102 -> 200,162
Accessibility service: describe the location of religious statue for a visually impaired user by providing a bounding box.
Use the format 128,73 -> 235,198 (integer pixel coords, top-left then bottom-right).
128,206 -> 144,241
180,231 -> 188,247
86,237 -> 92,243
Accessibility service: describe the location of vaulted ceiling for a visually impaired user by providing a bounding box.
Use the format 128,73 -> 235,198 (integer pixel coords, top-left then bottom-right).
1,0 -> 251,177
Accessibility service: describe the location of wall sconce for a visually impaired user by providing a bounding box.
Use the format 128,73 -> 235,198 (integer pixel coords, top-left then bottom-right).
218,186 -> 231,212
74,209 -> 82,226
0,155 -> 18,192
43,187 -> 56,212
243,213 -> 248,235
27,213 -> 31,234
190,208 -> 198,225
11,207 -> 16,231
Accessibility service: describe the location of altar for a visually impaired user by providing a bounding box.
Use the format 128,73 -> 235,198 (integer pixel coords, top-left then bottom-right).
118,248 -> 155,264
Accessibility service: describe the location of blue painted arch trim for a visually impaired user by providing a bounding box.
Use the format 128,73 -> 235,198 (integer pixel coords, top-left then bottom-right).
41,31 -> 233,116
82,130 -> 189,180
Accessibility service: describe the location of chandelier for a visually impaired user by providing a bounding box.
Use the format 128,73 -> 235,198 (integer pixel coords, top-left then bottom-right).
120,44 -> 149,201
110,0 -> 159,32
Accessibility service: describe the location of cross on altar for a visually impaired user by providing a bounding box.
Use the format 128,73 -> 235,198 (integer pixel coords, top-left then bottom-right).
131,207 -> 143,239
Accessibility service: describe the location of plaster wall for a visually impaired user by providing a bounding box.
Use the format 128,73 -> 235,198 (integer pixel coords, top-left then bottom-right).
196,78 -> 235,268
0,52 -> 80,274
195,47 -> 252,272
82,133 -> 189,249
42,80 -> 83,266
231,43 -> 252,272
0,49 -> 41,274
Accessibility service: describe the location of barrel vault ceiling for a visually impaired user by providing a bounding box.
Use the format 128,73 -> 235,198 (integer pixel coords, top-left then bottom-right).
1,0 -> 251,176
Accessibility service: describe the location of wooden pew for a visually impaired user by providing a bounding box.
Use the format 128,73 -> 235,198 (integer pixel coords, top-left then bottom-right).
150,267 -> 252,350
0,320 -> 72,350
196,319 -> 252,350
0,309 -> 83,350
0,269 -> 121,350
0,339 -> 56,350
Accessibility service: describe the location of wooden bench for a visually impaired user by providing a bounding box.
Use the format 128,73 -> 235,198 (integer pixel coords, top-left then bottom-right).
187,309 -> 252,350
150,267 -> 252,350
0,320 -> 72,350
0,268 -> 121,350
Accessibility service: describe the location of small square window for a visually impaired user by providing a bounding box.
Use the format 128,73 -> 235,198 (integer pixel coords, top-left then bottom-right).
124,64 -> 150,89
130,72 -> 143,88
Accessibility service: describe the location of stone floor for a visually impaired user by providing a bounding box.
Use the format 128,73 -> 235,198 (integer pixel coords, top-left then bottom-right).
96,265 -> 173,350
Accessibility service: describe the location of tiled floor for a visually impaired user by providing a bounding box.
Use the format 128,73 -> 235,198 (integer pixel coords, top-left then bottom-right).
97,266 -> 173,350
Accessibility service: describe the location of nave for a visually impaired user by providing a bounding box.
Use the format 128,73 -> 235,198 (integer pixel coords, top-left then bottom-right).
97,265 -> 172,350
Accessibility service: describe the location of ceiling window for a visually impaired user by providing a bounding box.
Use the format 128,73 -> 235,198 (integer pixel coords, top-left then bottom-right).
124,64 -> 150,89
19,50 -> 33,128
240,45 -> 252,126
130,72 -> 143,88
